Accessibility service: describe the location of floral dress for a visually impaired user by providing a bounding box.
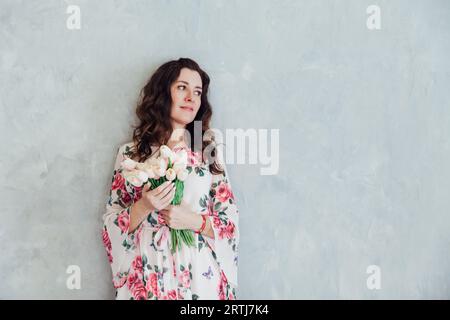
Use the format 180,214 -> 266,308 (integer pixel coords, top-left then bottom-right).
102,142 -> 239,300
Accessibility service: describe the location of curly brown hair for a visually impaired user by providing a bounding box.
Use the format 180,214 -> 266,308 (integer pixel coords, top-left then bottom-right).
128,57 -> 224,175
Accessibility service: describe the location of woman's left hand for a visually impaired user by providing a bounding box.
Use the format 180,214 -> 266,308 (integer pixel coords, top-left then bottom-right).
159,199 -> 199,230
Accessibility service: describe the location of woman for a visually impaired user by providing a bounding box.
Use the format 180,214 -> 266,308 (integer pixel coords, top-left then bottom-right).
102,58 -> 239,300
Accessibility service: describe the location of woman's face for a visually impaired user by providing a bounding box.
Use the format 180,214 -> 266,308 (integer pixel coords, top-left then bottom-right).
170,68 -> 203,128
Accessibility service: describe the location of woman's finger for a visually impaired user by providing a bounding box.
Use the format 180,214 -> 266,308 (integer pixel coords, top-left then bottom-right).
143,183 -> 151,193
160,186 -> 176,203
157,183 -> 175,200
154,181 -> 173,197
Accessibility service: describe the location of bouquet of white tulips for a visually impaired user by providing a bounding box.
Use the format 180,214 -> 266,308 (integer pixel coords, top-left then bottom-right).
120,145 -> 195,254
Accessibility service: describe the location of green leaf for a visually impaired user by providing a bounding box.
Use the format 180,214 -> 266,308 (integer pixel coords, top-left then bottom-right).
199,196 -> 207,208
142,254 -> 148,266
147,214 -> 157,225
171,230 -> 177,254
179,231 -> 187,243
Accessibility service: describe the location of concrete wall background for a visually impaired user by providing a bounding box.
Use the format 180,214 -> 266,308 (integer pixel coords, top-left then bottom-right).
1,0 -> 449,299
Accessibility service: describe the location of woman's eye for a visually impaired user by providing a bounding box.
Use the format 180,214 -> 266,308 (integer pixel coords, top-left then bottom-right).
177,85 -> 201,96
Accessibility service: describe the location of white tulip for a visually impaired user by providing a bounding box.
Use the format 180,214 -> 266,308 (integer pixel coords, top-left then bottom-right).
138,170 -> 149,182
123,170 -> 144,187
158,157 -> 167,169
174,150 -> 188,166
165,168 -> 177,181
170,153 -> 178,164
176,168 -> 189,181
160,145 -> 173,159
156,165 -> 166,177
143,165 -> 156,179
172,161 -> 186,172
144,157 -> 159,167
136,162 -> 146,170
121,157 -> 137,170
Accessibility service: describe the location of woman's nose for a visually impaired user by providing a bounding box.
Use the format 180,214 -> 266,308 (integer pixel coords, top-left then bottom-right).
184,95 -> 192,102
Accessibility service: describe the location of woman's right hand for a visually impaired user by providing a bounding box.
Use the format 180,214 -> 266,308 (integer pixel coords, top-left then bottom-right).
140,180 -> 176,212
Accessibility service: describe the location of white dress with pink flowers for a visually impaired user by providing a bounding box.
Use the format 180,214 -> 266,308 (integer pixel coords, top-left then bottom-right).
102,142 -> 239,300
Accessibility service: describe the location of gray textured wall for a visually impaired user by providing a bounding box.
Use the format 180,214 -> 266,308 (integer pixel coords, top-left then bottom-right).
1,0 -> 449,299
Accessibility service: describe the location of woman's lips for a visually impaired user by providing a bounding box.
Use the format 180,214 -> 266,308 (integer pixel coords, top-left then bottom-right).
180,106 -> 194,112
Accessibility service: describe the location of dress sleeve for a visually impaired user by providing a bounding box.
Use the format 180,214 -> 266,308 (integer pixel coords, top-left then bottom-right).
101,144 -> 148,289
203,150 -> 240,288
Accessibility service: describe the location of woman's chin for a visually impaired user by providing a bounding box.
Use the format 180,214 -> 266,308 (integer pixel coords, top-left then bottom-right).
175,117 -> 193,126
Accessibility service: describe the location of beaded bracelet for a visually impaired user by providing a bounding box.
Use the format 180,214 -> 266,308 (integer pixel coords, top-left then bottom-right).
195,214 -> 207,234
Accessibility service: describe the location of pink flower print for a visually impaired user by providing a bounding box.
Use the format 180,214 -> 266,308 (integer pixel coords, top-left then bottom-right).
217,270 -> 228,300
113,272 -> 127,289
112,171 -> 125,190
117,210 -> 130,233
127,272 -> 138,291
102,229 -> 113,264
132,256 -> 143,274
131,279 -> 147,300
146,272 -> 160,297
167,289 -> 177,300
218,222 -> 235,240
102,229 -> 112,251
178,269 -> 191,288
157,213 -> 166,226
187,150 -> 201,167
212,216 -> 221,229
120,189 -> 132,204
216,181 -> 233,203
133,188 -> 143,203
